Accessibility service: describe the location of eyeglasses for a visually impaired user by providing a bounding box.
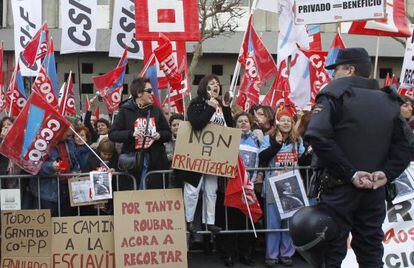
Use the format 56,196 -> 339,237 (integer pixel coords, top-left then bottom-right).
143,88 -> 153,94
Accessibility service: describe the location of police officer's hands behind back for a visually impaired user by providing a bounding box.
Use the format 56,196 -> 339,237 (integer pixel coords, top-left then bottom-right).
371,171 -> 388,190
352,171 -> 373,189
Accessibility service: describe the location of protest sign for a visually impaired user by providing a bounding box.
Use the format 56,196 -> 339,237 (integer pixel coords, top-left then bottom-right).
114,189 -> 187,267
268,170 -> 309,219
110,0 -> 144,59
172,122 -> 241,177
0,189 -> 21,210
1,210 -> 51,267
343,199 -> 414,267
51,216 -> 115,268
68,177 -> 107,207
294,0 -> 386,25
60,0 -> 97,54
399,25 -> 414,90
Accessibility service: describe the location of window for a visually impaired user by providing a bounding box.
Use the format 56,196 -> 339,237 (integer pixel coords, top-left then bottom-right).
81,83 -> 94,94
379,68 -> 393,79
82,63 -> 93,74
212,65 -> 223,76
64,73 -> 76,83
123,84 -> 128,95
230,75 -> 240,85
193,75 -> 204,85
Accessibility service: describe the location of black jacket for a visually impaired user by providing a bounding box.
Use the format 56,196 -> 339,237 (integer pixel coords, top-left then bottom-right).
109,98 -> 172,188
175,96 -> 234,186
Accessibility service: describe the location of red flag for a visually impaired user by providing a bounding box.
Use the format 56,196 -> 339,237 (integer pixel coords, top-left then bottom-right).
58,72 -> 76,117
345,0 -> 411,37
224,156 -> 263,223
92,47 -> 128,114
32,66 -> 59,108
94,106 -> 100,119
384,73 -> 391,87
298,46 -> 331,105
236,15 -> 277,111
154,34 -> 183,90
0,92 -> 71,175
6,62 -> 27,117
390,75 -> 400,91
22,22 -> 49,68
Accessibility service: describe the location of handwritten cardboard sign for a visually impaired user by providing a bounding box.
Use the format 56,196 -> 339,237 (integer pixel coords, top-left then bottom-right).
1,210 -> 51,267
51,216 -> 115,268
114,189 -> 187,268
172,122 -> 241,177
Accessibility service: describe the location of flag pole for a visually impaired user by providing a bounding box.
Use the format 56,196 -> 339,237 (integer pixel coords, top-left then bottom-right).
373,36 -> 380,79
139,53 -> 155,77
229,0 -> 258,100
241,183 -> 258,238
70,125 -> 110,170
62,71 -> 71,117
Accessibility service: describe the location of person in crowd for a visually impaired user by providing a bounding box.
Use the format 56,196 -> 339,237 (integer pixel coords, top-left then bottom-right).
176,74 -> 233,234
295,110 -> 314,187
0,116 -> 14,175
259,110 -> 305,267
73,125 -> 91,172
399,95 -> 413,122
164,113 -> 184,188
220,112 -> 261,266
252,105 -> 275,143
85,96 -> 111,146
304,47 -> 413,267
161,103 -> 177,122
109,77 -> 171,189
30,128 -> 80,217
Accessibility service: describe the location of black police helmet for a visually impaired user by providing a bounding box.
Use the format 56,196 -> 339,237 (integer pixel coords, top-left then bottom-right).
289,204 -> 338,251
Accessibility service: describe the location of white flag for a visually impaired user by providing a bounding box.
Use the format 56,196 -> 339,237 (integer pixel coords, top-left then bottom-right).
109,0 -> 143,59
60,0 -> 97,54
256,0 -> 278,13
11,0 -> 42,76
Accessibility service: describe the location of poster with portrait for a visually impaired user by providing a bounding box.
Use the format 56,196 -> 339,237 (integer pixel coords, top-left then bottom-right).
239,144 -> 259,182
68,177 -> 107,207
268,170 -> 309,219
90,172 -> 112,201
392,162 -> 414,205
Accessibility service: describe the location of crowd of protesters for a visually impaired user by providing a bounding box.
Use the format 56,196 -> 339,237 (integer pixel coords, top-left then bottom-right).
0,73 -> 413,267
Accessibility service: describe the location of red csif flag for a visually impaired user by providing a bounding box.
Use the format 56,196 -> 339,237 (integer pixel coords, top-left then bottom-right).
58,72 -> 76,117
344,0 -> 411,37
0,92 -> 71,175
225,156 -> 263,223
22,22 -> 49,68
236,15 -> 277,111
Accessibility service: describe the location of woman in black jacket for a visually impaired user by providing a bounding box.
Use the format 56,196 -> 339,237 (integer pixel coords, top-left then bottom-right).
109,77 -> 172,189
177,74 -> 234,234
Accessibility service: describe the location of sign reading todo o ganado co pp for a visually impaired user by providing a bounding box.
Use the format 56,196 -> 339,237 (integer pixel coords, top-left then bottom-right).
294,0 -> 385,25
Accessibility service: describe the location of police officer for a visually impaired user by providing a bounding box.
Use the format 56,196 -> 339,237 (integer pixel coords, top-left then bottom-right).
304,47 -> 414,267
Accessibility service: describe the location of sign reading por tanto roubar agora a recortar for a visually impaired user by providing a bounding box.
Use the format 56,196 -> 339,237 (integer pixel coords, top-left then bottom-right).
114,189 -> 187,268
294,0 -> 386,25
172,122 -> 241,178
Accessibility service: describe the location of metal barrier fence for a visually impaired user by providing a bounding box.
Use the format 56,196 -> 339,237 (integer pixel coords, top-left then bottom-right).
0,172 -> 137,217
142,166 -> 313,235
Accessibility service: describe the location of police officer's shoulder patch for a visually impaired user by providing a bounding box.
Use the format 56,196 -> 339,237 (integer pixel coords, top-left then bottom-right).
312,104 -> 323,114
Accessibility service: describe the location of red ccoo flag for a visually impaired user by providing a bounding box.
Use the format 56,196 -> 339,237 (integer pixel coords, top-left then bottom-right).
58,72 -> 76,118
236,15 -> 277,111
224,156 -> 263,223
0,92 -> 71,175
22,22 -> 49,68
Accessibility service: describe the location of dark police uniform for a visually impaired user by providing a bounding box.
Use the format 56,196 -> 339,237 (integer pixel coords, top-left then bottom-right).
305,75 -> 414,267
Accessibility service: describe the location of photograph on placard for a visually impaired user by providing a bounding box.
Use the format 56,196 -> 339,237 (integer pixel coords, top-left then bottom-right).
269,170 -> 309,219
392,163 -> 414,204
90,172 -> 113,201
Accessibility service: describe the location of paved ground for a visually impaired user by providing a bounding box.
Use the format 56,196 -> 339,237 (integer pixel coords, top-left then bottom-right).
188,251 -> 312,268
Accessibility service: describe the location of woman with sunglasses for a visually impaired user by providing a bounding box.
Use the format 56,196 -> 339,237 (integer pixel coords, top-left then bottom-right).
109,77 -> 172,189
175,74 -> 234,234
